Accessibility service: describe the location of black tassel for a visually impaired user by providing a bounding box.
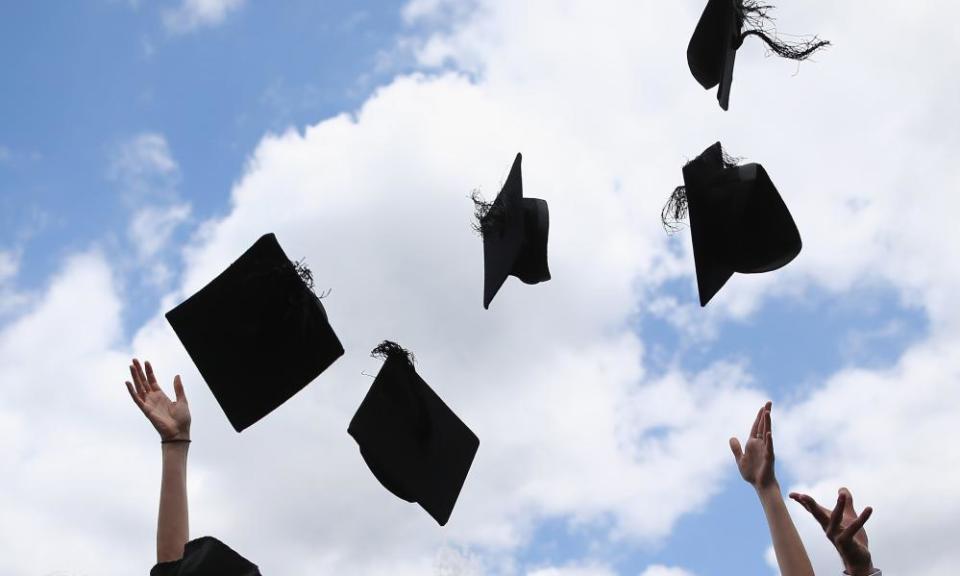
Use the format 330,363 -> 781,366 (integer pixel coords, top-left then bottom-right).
721,149 -> 742,169
371,340 -> 416,366
292,259 -> 315,291
662,186 -> 690,233
738,1 -> 830,61
662,145 -> 743,233
471,189 -> 507,237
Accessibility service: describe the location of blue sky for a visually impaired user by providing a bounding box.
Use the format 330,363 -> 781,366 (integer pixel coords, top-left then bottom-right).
1,2 -> 953,575
510,281 -> 926,575
1,1 -> 405,301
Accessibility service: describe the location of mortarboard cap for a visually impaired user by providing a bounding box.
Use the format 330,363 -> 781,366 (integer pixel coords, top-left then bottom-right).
166,233 -> 344,432
676,142 -> 802,306
478,153 -> 551,309
150,537 -> 260,576
687,0 -> 830,110
348,341 -> 479,526
687,0 -> 739,110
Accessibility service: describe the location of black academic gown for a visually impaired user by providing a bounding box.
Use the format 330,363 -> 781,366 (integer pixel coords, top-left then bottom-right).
150,537 -> 261,576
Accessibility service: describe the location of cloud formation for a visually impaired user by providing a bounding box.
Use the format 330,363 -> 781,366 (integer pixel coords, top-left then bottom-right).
107,132 -> 179,204
163,0 -> 245,34
0,250 -> 31,318
2,1 -> 959,575
107,133 -> 191,288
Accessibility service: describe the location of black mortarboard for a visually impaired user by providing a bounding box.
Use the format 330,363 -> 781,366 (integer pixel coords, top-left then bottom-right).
687,0 -> 830,110
150,537 -> 260,576
348,342 -> 479,526
477,153 -> 551,309
665,142 -> 801,306
166,233 -> 344,432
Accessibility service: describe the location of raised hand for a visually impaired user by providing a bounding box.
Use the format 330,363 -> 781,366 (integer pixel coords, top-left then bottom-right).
730,401 -> 777,489
126,358 -> 191,441
790,488 -> 876,576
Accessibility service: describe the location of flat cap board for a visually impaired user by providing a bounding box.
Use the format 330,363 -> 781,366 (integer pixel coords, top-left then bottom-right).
166,233 -> 344,432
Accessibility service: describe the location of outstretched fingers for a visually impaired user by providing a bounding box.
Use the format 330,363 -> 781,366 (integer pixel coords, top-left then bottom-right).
840,487 -> 857,516
129,363 -> 145,397
838,506 -> 873,543
762,403 -> 772,436
143,360 -> 161,391
126,381 -> 146,411
827,491 -> 846,537
133,359 -> 148,391
750,405 -> 765,438
790,493 -> 830,529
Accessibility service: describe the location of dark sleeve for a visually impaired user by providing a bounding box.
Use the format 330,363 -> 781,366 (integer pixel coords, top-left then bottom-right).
150,537 -> 261,576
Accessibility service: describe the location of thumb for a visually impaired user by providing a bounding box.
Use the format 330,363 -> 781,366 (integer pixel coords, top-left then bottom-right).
729,437 -> 743,462
173,375 -> 187,403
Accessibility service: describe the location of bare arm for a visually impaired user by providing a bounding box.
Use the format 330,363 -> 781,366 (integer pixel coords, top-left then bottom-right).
158,441 -> 190,562
126,359 -> 192,563
730,402 -> 814,576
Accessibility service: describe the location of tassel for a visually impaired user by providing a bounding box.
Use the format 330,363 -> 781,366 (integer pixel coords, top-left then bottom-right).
371,340 -> 416,366
738,1 -> 830,61
721,149 -> 742,170
661,186 -> 690,233
292,259 -> 315,291
662,145 -> 743,233
471,189 -> 507,237
370,340 -> 429,440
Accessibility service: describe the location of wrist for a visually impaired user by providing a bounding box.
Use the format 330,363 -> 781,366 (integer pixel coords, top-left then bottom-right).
754,480 -> 781,499
162,430 -> 191,442
845,561 -> 876,576
161,440 -> 191,456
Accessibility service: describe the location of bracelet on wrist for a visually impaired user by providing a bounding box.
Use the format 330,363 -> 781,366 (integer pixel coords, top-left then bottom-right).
161,438 -> 192,444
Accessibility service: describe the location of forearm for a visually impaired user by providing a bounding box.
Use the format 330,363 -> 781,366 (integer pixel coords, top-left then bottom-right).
157,443 -> 190,563
757,483 -> 815,576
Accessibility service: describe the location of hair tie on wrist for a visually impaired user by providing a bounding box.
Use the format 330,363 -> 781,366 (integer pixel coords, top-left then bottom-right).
162,438 -> 192,444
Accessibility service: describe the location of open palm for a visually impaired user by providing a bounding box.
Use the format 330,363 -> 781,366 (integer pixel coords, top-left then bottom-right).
126,358 -> 191,441
730,401 -> 777,489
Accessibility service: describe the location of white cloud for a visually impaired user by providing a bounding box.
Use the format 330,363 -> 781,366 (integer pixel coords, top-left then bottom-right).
524,563 -> 693,576
0,251 -> 17,285
107,132 -> 179,204
163,0 -> 245,34
108,133 -> 190,287
0,250 -> 31,318
773,335 -> 960,576
638,566 -> 696,576
527,565 -> 616,576
128,203 -> 192,285
0,252 -> 150,575
0,65 -> 766,576
403,0 -> 477,26
150,73 -> 766,574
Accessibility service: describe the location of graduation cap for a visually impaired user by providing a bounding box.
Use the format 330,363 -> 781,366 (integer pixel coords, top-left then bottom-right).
150,537 -> 260,576
687,0 -> 830,110
166,233 -> 344,432
474,153 -> 551,309
661,142 -> 801,306
348,341 -> 479,526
